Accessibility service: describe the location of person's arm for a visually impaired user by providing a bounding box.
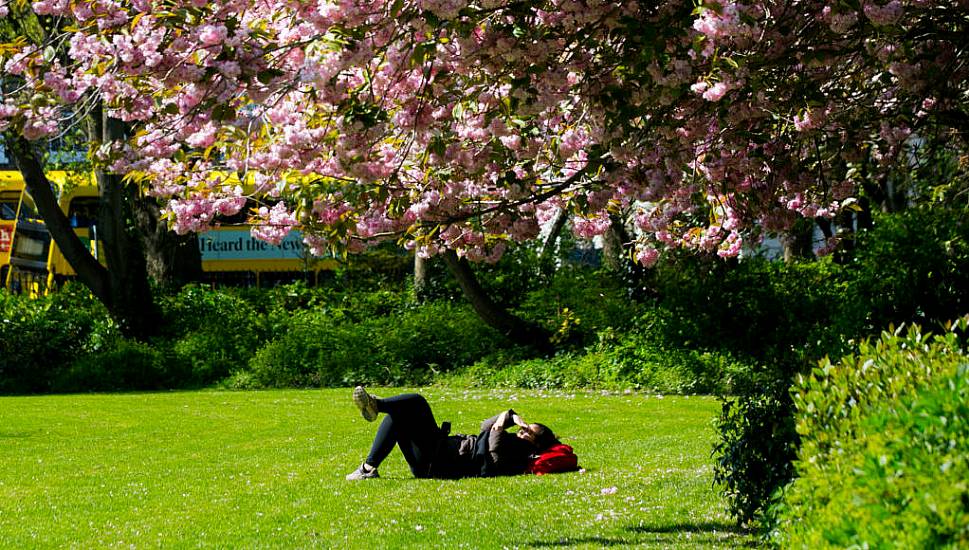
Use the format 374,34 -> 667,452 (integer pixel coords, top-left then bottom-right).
483,409 -> 528,475
481,409 -> 519,433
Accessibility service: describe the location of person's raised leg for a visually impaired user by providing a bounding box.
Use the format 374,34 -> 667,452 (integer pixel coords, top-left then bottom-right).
348,389 -> 441,479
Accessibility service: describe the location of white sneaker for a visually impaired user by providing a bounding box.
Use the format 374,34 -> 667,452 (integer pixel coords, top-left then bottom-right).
346,463 -> 379,480
353,386 -> 379,422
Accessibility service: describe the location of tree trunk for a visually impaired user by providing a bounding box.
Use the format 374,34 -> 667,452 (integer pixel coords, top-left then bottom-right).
441,250 -> 553,352
133,196 -> 203,290
782,218 -> 815,262
92,114 -> 160,339
413,253 -> 430,303
538,207 -> 568,277
601,218 -> 624,272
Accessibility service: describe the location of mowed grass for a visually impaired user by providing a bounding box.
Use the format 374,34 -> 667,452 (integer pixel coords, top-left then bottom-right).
0,389 -> 753,548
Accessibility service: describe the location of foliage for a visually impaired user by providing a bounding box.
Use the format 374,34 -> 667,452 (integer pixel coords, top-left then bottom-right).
52,339 -> 175,393
442,310 -> 749,394
712,383 -> 799,527
7,0 -> 968,270
849,207 -> 969,331
158,285 -> 267,386
0,284 -> 119,394
652,255 -> 858,370
513,266 -> 642,348
769,320 -> 969,548
233,301 -> 509,389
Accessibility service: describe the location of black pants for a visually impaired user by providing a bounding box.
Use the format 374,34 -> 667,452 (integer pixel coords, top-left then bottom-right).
366,393 -> 442,477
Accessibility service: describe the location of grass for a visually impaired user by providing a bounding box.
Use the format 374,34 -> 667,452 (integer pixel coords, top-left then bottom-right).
0,388 -> 754,548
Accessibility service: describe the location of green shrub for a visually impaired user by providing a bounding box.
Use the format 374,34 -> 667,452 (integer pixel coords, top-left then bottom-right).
712,383 -> 799,526
598,314 -> 746,394
158,285 -> 267,386
514,267 -> 644,348
770,320 -> 969,548
849,208 -> 969,332
0,285 -> 118,394
234,301 -> 508,388
443,352 -> 604,390
653,255 -> 857,369
52,340 -> 175,392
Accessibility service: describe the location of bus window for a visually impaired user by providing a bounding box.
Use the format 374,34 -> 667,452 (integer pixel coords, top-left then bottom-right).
0,192 -> 18,221
67,197 -> 99,228
11,226 -> 50,263
17,193 -> 41,222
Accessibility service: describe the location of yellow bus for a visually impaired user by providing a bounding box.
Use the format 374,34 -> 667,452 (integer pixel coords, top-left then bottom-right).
0,172 -> 51,296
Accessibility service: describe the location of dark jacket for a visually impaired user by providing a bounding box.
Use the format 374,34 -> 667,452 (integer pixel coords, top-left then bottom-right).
430,410 -> 535,479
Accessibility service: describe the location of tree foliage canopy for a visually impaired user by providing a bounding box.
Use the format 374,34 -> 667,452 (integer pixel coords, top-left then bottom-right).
2,0 -> 967,263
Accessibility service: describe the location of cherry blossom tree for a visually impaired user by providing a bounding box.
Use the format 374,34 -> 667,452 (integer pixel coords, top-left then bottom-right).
2,0 -> 967,340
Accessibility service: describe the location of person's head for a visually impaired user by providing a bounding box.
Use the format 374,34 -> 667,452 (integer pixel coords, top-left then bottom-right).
516,423 -> 559,451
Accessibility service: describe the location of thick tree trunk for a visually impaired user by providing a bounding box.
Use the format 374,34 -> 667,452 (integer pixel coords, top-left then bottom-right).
133,196 -> 202,290
441,250 -> 553,352
92,114 -> 160,339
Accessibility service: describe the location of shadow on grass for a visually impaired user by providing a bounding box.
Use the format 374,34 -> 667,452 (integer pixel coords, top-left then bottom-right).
0,431 -> 35,438
528,520 -> 757,549
628,519 -> 748,535
527,537 -> 639,547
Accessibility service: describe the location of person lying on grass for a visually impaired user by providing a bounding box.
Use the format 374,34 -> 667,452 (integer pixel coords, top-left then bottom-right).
346,387 -> 561,480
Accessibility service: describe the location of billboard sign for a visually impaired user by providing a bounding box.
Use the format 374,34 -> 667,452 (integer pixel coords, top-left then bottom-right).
198,228 -> 305,261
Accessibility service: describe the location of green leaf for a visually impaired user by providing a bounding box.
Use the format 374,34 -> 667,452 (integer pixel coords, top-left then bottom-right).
256,69 -> 284,85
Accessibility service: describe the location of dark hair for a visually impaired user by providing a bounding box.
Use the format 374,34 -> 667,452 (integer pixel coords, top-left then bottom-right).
531,423 -> 559,451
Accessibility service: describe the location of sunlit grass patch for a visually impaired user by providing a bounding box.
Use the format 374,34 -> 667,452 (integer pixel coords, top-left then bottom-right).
0,389 -> 753,548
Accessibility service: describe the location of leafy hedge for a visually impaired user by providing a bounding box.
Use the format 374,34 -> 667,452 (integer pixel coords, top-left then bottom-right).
0,285 -> 120,393
228,301 -> 510,389
444,310 -> 749,394
768,320 -> 969,548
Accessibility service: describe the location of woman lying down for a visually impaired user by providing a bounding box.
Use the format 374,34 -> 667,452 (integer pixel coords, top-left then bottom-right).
346,387 -> 578,480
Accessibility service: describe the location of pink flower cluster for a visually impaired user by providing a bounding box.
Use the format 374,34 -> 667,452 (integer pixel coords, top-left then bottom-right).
250,202 -> 297,245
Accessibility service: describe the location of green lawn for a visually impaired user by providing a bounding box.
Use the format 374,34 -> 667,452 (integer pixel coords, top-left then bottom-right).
0,389 -> 753,548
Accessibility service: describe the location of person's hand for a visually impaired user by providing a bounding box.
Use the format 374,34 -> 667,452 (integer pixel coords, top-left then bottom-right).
492,411 -> 509,431
512,413 -> 527,428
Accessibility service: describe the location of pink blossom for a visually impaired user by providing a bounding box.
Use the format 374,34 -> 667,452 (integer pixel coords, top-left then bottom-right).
186,124 -> 219,149
251,202 -> 297,245
690,81 -> 709,95
499,134 -> 521,150
635,247 -> 660,268
198,24 -> 229,47
828,11 -> 858,34
702,82 -> 729,102
863,1 -> 903,26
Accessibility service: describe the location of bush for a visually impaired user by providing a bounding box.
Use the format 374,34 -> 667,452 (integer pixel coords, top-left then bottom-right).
158,285 -> 267,386
653,255 -> 858,369
769,320 -> 969,547
441,314 -> 750,393
52,340 -> 175,392
514,267 -> 644,348
232,301 -> 509,388
712,382 -> 799,526
0,285 -> 118,394
849,207 -> 969,332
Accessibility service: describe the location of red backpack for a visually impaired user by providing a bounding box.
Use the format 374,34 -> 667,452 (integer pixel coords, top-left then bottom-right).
527,443 -> 579,475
